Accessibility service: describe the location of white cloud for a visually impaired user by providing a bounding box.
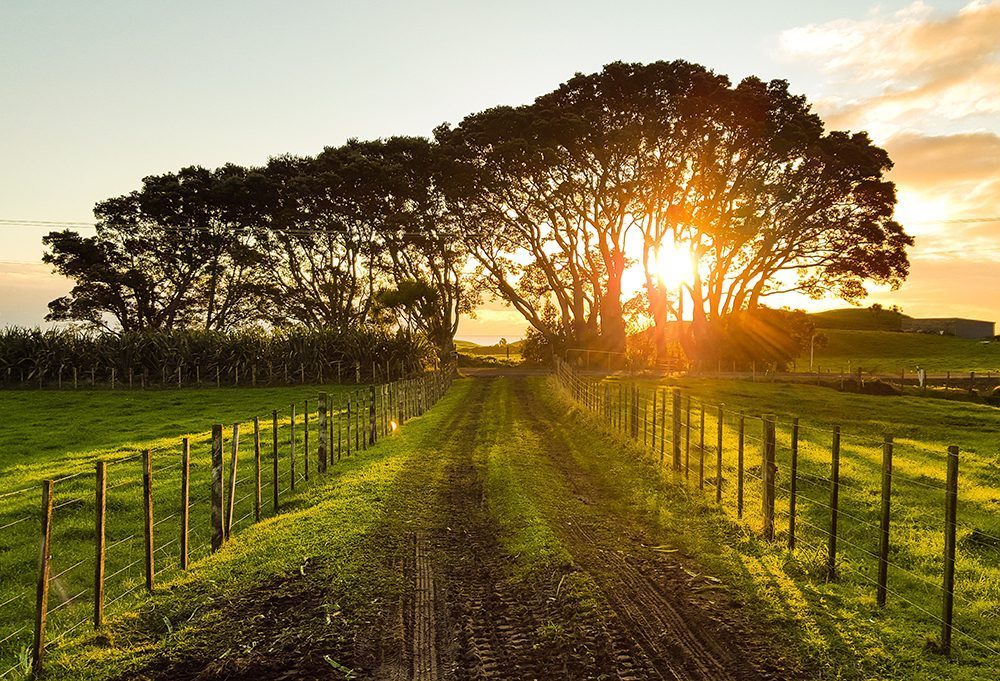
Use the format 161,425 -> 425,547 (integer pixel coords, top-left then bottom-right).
779,1 -> 1000,138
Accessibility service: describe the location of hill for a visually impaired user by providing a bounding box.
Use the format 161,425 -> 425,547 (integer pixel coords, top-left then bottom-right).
807,329 -> 1000,373
809,307 -> 911,331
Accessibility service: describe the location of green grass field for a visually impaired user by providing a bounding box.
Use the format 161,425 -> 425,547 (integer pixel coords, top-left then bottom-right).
587,371 -> 1000,678
0,383 -> 382,677
3,373 -> 1000,679
804,329 -> 1000,374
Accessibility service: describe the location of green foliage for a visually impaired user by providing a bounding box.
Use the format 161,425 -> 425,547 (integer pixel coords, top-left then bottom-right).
0,326 -> 428,385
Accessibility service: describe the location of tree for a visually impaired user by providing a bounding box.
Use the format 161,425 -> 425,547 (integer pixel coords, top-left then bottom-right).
441,61 -> 912,362
243,152 -> 380,329
44,165 -> 267,332
250,138 -> 469,358
436,106 -> 610,353
42,228 -> 187,332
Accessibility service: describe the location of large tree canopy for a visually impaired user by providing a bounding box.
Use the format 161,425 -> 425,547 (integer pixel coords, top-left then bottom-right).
42,60 -> 911,366
437,60 -> 911,357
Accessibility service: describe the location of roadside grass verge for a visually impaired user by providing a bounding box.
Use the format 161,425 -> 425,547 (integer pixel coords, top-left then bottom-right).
31,378 -> 474,680
579,373 -> 1000,679
0,380 -> 436,680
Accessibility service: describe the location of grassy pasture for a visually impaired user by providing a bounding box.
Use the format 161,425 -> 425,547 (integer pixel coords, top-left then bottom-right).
805,329 -> 1000,374
0,383 -> 364,677
3,373 -> 1000,679
587,372 -> 1000,677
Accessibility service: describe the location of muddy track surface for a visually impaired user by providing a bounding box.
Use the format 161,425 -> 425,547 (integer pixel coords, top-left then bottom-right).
107,376 -> 804,681
509,378 -> 803,680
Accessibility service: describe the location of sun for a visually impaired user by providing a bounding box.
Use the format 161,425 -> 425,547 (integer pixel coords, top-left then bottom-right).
655,240 -> 694,288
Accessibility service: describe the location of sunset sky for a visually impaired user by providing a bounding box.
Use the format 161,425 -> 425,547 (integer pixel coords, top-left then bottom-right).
1,0 -> 997,342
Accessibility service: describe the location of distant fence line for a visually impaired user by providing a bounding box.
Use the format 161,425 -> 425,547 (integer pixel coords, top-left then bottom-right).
555,358 -> 1000,662
564,348 -> 999,394
0,358 -> 431,390
689,363 -> 1000,394
0,364 -> 456,679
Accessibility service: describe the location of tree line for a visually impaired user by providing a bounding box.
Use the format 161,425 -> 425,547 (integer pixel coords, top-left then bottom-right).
43,60 -> 913,364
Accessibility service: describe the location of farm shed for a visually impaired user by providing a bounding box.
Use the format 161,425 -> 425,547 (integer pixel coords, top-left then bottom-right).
902,317 -> 996,339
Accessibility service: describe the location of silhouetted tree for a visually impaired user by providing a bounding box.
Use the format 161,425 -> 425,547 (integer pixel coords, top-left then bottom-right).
44,166 -> 266,332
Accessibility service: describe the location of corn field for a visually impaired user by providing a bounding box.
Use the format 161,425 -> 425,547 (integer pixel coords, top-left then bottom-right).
0,327 -> 430,388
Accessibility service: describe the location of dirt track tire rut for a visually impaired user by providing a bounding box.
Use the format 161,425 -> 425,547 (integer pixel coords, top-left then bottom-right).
509,377 -> 795,680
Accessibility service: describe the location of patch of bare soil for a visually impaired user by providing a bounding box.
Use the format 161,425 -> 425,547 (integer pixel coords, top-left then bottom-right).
512,378 -> 809,680
111,559 -> 389,681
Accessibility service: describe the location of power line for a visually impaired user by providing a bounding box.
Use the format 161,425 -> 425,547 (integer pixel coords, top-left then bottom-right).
0,219 -> 96,228
908,217 -> 1000,225
2,215 -> 1000,229
0,218 -> 459,238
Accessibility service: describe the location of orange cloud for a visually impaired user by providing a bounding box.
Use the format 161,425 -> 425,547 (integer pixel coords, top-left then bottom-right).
884,131 -> 1000,259
780,1 -> 1000,137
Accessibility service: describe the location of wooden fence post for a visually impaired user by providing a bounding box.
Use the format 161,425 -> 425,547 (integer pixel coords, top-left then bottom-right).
361,393 -> 368,451
632,385 -> 640,439
737,412 -> 745,519
941,445 -> 959,655
142,449 -> 155,591
271,411 -> 279,512
827,425 -> 841,580
180,438 -> 190,569
32,480 -> 54,677
318,393 -> 328,474
643,392 -> 649,448
303,400 -> 309,482
651,391 -> 657,453
211,426 -> 224,552
715,405 -> 723,503
224,423 -> 240,540
253,419 -> 262,522
289,404 -> 296,490
877,435 -> 893,607
370,385 -> 377,445
94,463 -> 107,627
684,397 -> 691,481
762,416 -> 776,541
698,405 -> 706,490
659,390 -> 666,464
788,419 -> 799,550
672,389 -> 681,471
347,399 -> 352,456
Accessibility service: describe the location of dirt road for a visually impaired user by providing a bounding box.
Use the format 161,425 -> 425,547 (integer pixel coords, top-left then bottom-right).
117,376 -> 805,680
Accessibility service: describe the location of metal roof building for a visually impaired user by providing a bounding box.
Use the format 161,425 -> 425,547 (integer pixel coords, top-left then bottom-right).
901,317 -> 996,340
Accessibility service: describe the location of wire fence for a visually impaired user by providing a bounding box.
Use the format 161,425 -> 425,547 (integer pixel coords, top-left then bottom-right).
555,358 -> 1000,663
0,364 -> 456,678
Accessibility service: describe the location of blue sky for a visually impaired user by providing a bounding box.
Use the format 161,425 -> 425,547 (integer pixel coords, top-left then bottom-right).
1,0 -> 996,337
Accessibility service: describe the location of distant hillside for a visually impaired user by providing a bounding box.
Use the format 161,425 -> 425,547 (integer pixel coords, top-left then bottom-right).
807,329 -> 1000,373
810,307 -> 911,331
463,339 -> 525,356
